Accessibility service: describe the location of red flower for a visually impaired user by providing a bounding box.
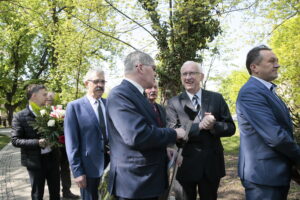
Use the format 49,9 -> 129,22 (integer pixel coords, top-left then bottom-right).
58,135 -> 65,144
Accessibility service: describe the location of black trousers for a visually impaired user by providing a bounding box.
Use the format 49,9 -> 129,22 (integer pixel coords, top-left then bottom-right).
27,151 -> 60,200
59,147 -> 72,193
180,177 -> 220,200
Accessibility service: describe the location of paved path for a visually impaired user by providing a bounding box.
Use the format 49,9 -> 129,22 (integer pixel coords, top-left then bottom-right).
0,129 -> 80,200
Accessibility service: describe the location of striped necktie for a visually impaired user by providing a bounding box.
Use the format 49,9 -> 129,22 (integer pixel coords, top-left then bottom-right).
192,95 -> 200,112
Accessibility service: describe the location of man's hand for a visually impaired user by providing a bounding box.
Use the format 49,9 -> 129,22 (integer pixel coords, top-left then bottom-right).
166,148 -> 183,167
75,175 -> 87,188
175,128 -> 186,140
199,112 -> 216,130
38,139 -> 47,148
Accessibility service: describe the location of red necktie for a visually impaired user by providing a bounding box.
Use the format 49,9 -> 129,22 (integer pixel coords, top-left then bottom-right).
152,103 -> 163,127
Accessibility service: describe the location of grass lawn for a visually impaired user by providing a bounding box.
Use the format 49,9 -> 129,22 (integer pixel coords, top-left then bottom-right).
222,135 -> 240,155
0,134 -> 10,150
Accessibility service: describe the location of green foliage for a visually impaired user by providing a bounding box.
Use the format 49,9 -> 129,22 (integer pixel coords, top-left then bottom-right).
0,134 -> 10,150
270,14 -> 300,139
0,0 -> 122,124
137,0 -> 221,100
218,70 -> 249,114
222,135 -> 240,155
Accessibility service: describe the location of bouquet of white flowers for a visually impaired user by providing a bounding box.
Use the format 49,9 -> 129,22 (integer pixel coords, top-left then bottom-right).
30,102 -> 66,147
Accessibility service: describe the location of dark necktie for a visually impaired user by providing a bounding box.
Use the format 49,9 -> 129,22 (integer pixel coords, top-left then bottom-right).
97,100 -> 109,165
152,103 -> 163,127
192,95 -> 200,112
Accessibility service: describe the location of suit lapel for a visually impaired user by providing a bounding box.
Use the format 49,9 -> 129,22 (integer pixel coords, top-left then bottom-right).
250,78 -> 293,132
179,92 -> 195,113
82,97 -> 101,133
201,90 -> 210,119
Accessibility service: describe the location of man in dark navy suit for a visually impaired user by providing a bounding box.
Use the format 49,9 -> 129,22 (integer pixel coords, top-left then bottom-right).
107,51 -> 186,200
237,45 -> 300,200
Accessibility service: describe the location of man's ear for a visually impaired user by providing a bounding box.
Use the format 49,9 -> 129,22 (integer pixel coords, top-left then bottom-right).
136,64 -> 143,73
250,63 -> 257,74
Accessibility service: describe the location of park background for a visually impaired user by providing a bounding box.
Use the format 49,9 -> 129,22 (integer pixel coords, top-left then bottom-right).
0,0 -> 299,199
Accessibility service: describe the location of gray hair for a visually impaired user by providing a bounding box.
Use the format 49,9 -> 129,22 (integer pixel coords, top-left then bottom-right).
83,68 -> 105,83
181,61 -> 203,73
124,51 -> 154,74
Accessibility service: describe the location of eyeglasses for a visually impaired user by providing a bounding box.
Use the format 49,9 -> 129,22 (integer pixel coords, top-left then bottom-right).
88,79 -> 106,84
181,71 -> 200,77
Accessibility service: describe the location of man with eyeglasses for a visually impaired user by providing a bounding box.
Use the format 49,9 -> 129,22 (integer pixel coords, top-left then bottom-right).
166,61 -> 235,200
64,68 -> 109,200
236,45 -> 300,199
106,51 -> 186,200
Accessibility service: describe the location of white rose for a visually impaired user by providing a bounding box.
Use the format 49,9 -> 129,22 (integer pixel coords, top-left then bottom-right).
40,109 -> 46,116
47,119 -> 55,127
57,105 -> 63,110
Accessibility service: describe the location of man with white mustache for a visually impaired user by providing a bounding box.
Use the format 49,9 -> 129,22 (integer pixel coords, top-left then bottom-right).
64,68 -> 109,200
166,61 -> 235,200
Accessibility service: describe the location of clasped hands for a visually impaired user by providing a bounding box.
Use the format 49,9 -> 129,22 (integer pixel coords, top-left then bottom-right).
199,112 -> 216,130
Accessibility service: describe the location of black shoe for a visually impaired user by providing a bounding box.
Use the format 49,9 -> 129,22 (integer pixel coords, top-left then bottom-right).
63,191 -> 80,199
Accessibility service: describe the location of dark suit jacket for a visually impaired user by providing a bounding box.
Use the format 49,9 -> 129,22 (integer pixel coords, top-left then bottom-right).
166,90 -> 235,182
11,106 -> 59,170
64,96 -> 107,178
107,80 -> 177,199
237,77 -> 300,186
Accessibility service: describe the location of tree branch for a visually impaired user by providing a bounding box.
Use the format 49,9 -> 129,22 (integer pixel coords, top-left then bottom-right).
268,12 -> 297,36
104,0 -> 157,41
72,15 -> 138,50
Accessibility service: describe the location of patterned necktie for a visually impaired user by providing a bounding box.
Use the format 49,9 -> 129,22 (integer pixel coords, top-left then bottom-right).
192,95 -> 200,112
152,103 -> 163,127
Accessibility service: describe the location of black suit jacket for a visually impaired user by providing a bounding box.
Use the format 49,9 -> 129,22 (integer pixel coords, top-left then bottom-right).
11,106 -> 59,170
166,90 -> 235,182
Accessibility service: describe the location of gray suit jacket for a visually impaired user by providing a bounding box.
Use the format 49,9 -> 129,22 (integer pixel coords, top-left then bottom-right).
166,90 -> 235,182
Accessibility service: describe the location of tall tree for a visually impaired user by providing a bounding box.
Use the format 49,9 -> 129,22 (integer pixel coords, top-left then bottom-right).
136,0 -> 221,100
0,0 -> 121,124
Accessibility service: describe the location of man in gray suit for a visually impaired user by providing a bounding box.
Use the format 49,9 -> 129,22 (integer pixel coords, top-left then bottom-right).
106,51 -> 186,200
166,61 -> 235,200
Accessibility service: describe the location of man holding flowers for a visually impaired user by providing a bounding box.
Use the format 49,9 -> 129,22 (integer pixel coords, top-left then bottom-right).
64,68 -> 109,200
11,84 -> 60,200
46,92 -> 79,199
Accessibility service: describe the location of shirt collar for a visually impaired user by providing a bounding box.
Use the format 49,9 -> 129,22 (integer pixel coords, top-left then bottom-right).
28,104 -> 37,116
186,89 -> 202,102
125,78 -> 144,95
86,94 -> 102,104
252,76 -> 275,91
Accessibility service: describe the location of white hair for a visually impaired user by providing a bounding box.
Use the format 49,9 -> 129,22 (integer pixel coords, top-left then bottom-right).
83,68 -> 105,83
181,61 -> 203,73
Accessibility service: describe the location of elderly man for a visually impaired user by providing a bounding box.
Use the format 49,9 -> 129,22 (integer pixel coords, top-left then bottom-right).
166,61 -> 235,200
106,51 -> 186,200
144,81 -> 165,128
11,84 -> 60,200
237,45 -> 300,199
64,68 -> 109,200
